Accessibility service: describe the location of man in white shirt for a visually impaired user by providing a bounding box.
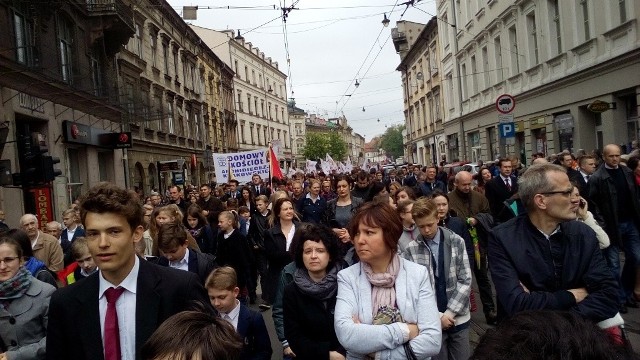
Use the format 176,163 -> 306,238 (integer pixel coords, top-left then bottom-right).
47,183 -> 210,360
156,222 -> 216,284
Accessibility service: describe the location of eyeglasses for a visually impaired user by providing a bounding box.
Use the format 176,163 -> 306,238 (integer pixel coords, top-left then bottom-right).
0,256 -> 19,265
539,187 -> 574,197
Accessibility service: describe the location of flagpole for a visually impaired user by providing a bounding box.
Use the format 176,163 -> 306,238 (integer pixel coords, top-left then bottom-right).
268,143 -> 273,191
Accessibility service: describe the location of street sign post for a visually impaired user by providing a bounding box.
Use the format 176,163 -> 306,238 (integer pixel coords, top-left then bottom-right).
496,94 -> 516,114
499,123 -> 515,138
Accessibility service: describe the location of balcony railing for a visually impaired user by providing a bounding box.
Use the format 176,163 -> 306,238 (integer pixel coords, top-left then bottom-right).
86,0 -> 135,32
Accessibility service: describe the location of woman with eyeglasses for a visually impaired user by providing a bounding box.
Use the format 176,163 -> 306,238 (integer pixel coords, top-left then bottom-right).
0,236 -> 56,360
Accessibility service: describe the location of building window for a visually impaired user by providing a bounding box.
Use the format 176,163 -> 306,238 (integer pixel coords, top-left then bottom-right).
195,110 -> 201,140
247,94 -> 252,114
261,100 -> 265,117
252,69 -> 256,85
244,66 -> 249,82
526,12 -> 539,66
460,63 -> 467,100
263,127 -> 267,142
234,60 -> 239,77
250,124 -> 255,144
162,40 -> 169,75
545,0 -> 561,57
154,90 -> 163,131
470,55 -> 478,95
254,97 -> 258,116
434,91 -> 441,120
494,36 -> 503,82
57,15 -> 74,83
90,56 -> 103,96
442,14 -> 449,48
134,22 -> 143,57
481,46 -> 489,89
579,0 -> 590,42
167,99 -> 175,134
508,26 -> 519,76
275,105 -> 279,121
150,31 -> 157,67
13,9 -> 35,66
619,0 -> 627,23
237,90 -> 243,112
268,103 -> 272,120
173,49 -> 179,80
259,74 -> 263,88
185,107 -> 191,138
240,122 -> 245,143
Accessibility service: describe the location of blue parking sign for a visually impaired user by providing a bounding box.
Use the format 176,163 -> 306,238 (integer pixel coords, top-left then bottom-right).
499,122 -> 515,138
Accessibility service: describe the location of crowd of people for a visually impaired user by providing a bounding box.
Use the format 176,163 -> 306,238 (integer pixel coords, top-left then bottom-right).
0,144 -> 639,359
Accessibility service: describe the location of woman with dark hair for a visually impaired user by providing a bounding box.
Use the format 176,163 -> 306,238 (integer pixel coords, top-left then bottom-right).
283,224 -> 346,360
393,186 -> 417,205
0,236 -> 56,360
364,181 -> 388,202
141,310 -> 243,360
473,167 -> 493,195
264,198 -> 298,306
185,204 -> 216,254
297,179 -> 327,224
240,186 -> 257,214
4,229 -> 58,288
322,174 -> 363,255
334,202 -> 441,359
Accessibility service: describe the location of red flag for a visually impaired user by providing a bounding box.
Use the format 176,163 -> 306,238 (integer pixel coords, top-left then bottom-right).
270,147 -> 283,180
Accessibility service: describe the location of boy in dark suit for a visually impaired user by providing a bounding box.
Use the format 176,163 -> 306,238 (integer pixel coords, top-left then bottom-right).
156,222 -> 217,285
206,266 -> 272,360
46,182 -> 210,360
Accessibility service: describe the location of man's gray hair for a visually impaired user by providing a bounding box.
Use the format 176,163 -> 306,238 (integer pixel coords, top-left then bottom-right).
46,221 -> 62,230
518,164 -> 566,210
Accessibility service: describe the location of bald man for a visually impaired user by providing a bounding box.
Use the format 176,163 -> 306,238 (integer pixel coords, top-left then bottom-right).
20,214 -> 64,272
588,144 -> 640,313
448,171 -> 497,324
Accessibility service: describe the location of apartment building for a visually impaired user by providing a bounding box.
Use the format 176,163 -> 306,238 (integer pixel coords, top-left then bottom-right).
190,26 -> 294,169
393,18 -> 447,166
0,0 -> 134,225
438,0 -> 639,163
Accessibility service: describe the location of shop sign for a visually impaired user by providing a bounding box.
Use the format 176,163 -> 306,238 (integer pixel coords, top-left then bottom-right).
19,93 -> 45,113
62,121 -> 132,149
587,100 -> 611,113
529,116 -> 546,129
554,114 -> 574,130
29,187 -> 53,229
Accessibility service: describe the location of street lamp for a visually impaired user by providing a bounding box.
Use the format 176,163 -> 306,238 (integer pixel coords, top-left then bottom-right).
382,13 -> 390,27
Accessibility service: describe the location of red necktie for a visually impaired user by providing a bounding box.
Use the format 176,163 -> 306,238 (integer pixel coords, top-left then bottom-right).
104,287 -> 125,360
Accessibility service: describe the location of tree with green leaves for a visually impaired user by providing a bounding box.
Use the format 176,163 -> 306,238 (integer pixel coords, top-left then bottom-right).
380,125 -> 405,159
303,132 -> 348,161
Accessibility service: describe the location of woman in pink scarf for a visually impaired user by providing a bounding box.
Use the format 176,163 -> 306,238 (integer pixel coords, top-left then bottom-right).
334,202 -> 441,359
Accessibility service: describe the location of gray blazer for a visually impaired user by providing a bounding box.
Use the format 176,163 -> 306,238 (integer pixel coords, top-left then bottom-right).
334,257 -> 441,359
0,277 -> 55,360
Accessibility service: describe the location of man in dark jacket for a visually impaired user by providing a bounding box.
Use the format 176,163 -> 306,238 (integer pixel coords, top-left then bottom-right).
588,144 -> 640,312
484,158 -> 518,224
489,163 -> 619,324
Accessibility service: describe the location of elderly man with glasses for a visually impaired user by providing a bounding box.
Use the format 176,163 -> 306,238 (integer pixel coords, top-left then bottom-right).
488,163 -> 619,327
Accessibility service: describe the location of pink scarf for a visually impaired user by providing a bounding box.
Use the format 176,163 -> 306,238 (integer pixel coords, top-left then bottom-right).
363,254 -> 401,317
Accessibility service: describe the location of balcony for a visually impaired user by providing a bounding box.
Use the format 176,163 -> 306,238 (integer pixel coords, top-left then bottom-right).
87,0 -> 135,56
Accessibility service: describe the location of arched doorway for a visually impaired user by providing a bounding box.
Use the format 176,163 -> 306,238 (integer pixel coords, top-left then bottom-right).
134,162 -> 145,196
148,162 -> 157,192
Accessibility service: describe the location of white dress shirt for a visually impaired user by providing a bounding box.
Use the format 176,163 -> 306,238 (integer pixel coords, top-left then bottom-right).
169,248 -> 190,272
285,224 -> 296,251
219,299 -> 241,331
99,256 -> 139,360
66,225 -> 77,242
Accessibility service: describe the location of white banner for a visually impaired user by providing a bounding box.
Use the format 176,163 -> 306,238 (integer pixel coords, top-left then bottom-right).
213,148 -> 269,184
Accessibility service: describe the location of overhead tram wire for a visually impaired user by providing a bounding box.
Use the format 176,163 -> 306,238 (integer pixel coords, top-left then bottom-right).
333,0 -> 401,117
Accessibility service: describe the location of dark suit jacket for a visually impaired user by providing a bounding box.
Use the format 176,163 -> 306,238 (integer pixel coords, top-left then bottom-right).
251,185 -> 271,199
157,249 -> 217,285
237,304 -> 272,360
46,258 -> 211,360
61,226 -> 86,266
569,171 -> 590,203
215,230 -> 250,290
485,176 -> 518,224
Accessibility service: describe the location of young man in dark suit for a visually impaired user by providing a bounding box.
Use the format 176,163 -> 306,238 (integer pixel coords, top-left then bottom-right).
206,266 -> 272,360
484,158 -> 518,224
46,183 -> 210,360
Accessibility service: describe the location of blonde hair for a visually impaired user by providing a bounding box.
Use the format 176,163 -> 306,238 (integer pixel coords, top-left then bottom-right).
205,266 -> 238,291
219,210 -> 240,229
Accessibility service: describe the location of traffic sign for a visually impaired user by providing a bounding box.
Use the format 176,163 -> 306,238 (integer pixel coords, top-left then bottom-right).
496,94 -> 516,114
499,122 -> 515,138
498,114 -> 514,123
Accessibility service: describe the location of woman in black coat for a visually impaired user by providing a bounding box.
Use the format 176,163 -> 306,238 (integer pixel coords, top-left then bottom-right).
216,210 -> 250,297
263,198 -> 298,305
283,223 -> 346,360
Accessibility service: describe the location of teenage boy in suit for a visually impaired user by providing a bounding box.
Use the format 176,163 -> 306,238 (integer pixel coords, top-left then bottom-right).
206,266 -> 272,360
46,182 -> 210,360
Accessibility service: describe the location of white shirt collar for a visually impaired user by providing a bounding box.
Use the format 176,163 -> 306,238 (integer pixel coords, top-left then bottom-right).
220,299 -> 241,322
224,229 -> 235,239
500,175 -> 511,182
169,248 -> 190,269
99,255 -> 140,298
537,225 -> 561,240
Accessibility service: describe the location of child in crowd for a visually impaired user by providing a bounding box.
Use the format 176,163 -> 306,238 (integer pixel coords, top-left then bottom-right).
206,267 -> 272,360
66,237 -> 97,285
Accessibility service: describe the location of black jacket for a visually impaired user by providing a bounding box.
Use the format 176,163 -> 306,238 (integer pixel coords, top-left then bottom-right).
216,230 -> 250,290
484,176 -> 518,224
322,196 -> 363,229
283,281 -> 345,359
157,249 -> 217,285
588,164 -> 640,247
488,215 -> 618,322
248,210 -> 271,250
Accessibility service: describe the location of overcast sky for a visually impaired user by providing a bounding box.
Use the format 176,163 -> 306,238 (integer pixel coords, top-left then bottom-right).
167,0 -> 438,141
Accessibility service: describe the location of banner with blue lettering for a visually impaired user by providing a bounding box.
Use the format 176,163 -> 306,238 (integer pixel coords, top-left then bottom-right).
213,148 -> 270,184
